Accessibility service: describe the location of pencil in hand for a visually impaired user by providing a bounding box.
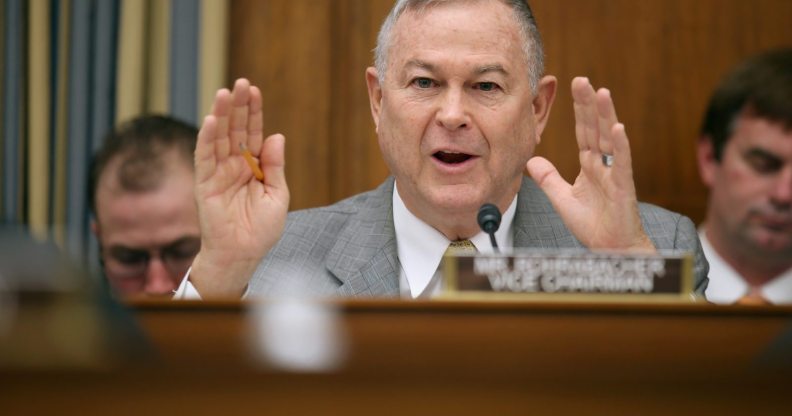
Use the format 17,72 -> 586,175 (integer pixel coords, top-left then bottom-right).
239,142 -> 265,182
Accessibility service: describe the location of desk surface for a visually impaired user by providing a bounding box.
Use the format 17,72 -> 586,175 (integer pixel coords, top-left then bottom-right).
3,299 -> 792,415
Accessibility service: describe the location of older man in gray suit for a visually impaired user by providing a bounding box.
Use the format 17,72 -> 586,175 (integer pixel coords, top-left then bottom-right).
182,0 -> 708,299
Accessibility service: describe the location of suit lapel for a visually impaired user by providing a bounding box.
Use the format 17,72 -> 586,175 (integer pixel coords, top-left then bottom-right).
325,178 -> 401,297
513,177 -> 584,249
322,177 -> 584,297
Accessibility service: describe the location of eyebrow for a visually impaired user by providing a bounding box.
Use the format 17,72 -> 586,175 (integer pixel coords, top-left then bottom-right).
744,147 -> 783,160
107,236 -> 201,252
475,64 -> 508,76
743,147 -> 786,171
404,59 -> 435,72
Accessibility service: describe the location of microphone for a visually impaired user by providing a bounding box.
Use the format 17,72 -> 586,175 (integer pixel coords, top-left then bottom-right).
477,203 -> 501,253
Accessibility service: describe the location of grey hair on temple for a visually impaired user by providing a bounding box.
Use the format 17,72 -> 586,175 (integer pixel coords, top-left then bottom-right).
373,0 -> 545,93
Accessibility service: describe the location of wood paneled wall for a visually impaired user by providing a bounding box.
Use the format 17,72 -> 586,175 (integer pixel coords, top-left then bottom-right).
228,0 -> 792,224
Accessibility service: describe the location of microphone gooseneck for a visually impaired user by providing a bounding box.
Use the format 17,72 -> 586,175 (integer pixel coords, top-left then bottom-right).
477,203 -> 501,253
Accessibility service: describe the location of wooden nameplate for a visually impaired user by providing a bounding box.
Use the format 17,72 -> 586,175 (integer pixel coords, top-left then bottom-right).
441,250 -> 696,302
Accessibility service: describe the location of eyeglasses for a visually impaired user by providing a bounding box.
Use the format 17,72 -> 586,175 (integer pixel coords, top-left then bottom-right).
101,237 -> 201,279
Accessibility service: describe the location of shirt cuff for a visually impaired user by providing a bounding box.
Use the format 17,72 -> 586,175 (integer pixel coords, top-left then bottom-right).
172,266 -> 252,300
172,267 -> 203,300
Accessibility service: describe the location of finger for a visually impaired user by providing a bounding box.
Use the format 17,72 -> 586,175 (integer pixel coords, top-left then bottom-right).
596,88 -> 619,156
526,156 -> 572,208
195,115 -> 217,185
229,78 -> 251,156
247,85 -> 264,156
571,77 -> 598,152
611,122 -> 634,180
213,89 -> 232,161
257,133 -> 288,196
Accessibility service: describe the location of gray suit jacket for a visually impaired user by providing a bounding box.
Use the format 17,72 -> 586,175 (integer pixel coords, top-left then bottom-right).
249,177 -> 709,297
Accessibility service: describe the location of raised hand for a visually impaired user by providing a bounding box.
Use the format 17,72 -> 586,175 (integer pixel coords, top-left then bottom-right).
190,78 -> 290,297
526,77 -> 654,252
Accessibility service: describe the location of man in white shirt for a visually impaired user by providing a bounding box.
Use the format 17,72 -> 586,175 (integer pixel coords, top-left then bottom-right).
697,48 -> 792,304
180,0 -> 708,299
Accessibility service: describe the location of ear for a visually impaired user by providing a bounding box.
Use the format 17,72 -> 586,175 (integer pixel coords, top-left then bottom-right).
532,75 -> 557,143
697,136 -> 718,187
366,67 -> 383,133
90,219 -> 100,237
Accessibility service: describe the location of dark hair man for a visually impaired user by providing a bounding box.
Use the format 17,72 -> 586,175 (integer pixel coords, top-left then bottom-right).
90,115 -> 200,298
697,48 -> 792,304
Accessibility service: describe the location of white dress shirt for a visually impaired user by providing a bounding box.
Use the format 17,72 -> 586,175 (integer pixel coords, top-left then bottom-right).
699,228 -> 792,304
393,184 -> 516,298
174,266 -> 200,299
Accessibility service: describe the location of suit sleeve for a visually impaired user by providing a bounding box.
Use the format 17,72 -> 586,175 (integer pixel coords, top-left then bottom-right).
674,215 -> 710,299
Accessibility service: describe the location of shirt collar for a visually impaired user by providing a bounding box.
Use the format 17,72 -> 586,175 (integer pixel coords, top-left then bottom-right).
700,227 -> 792,304
393,183 -> 516,298
699,228 -> 748,303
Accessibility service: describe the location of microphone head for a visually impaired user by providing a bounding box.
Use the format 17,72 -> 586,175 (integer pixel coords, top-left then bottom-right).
477,203 -> 502,234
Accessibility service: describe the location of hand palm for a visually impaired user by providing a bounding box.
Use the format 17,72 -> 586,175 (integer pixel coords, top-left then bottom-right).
199,155 -> 285,254
527,77 -> 652,251
190,79 -> 289,296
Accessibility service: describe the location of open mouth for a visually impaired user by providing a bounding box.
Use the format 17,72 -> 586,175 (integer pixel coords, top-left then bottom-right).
433,151 -> 473,164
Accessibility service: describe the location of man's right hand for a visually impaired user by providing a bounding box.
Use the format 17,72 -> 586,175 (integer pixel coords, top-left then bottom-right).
190,78 -> 289,298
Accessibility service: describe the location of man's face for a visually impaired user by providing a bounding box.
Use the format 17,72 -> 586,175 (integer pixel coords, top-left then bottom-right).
699,114 -> 792,261
367,0 -> 555,236
93,156 -> 200,298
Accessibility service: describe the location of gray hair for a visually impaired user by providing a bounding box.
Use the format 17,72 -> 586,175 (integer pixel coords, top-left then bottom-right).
373,0 -> 545,92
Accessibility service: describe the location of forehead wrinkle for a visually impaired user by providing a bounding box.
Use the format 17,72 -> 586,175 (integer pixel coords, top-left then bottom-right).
383,0 -> 538,88
402,59 -> 509,77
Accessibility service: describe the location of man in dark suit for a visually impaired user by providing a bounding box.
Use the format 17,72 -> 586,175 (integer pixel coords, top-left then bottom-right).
180,0 -> 708,299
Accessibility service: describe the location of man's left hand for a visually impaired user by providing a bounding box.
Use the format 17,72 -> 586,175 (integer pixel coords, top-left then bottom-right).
526,77 -> 655,252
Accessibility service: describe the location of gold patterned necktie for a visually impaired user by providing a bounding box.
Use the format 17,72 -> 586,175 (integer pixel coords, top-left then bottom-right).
446,239 -> 477,255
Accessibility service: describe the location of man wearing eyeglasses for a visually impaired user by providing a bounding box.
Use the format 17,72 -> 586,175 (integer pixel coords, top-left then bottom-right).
89,115 -> 201,298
